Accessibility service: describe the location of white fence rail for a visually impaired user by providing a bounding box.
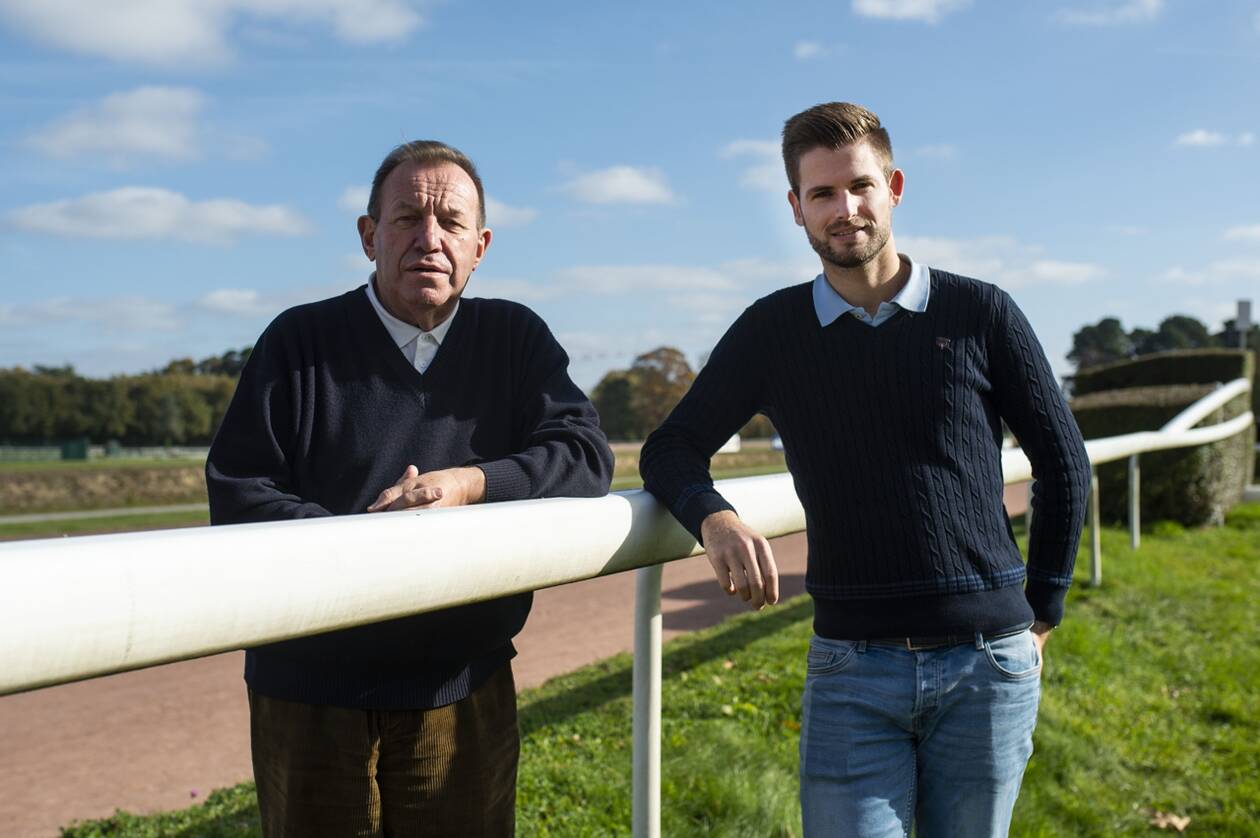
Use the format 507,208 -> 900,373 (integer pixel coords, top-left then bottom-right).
0,378 -> 1252,838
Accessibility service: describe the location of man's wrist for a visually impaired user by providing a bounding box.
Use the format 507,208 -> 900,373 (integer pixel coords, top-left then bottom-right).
462,466 -> 487,504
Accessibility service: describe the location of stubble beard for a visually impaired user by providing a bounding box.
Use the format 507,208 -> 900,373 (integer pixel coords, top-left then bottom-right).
805,222 -> 890,269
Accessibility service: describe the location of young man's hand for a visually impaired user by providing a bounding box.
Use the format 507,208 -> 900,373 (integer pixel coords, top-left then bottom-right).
699,510 -> 780,609
367,465 -> 486,512
1031,620 -> 1053,657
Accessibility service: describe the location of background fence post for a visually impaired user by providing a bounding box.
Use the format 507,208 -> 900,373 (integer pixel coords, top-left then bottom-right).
1128,454 -> 1140,550
633,564 -> 663,838
1090,469 -> 1102,586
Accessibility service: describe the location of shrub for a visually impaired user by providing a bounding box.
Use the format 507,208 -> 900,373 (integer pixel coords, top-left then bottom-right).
1071,384 -> 1254,526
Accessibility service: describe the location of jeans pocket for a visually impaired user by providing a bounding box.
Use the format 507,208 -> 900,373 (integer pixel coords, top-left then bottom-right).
806,636 -> 858,676
983,630 -> 1042,680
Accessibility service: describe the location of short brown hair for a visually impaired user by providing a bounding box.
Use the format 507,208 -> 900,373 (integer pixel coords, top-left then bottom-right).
781,102 -> 893,195
366,140 -> 486,227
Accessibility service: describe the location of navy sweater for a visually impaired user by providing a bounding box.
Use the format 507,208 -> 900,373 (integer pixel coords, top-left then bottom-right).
640,271 -> 1091,638
206,288 -> 613,709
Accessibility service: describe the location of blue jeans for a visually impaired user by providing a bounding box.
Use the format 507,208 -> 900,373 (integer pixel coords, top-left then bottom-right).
799,630 -> 1041,837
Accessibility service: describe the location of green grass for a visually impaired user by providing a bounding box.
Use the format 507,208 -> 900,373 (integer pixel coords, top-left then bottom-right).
61,504 -> 1260,836
0,509 -> 209,541
611,463 -> 788,492
0,457 -> 204,474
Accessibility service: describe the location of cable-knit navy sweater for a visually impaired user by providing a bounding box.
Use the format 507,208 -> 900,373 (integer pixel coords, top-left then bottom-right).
640,270 -> 1091,638
206,288 -> 613,709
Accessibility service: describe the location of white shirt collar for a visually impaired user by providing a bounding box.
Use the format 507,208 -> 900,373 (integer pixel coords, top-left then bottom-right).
365,273 -> 459,348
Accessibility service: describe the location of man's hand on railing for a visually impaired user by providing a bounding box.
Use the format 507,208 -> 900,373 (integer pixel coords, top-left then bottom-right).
367,465 -> 487,512
700,510 -> 780,610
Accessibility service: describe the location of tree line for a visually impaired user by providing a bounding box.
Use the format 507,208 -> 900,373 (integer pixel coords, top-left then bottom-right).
1069,314 -> 1258,370
590,346 -> 774,441
0,349 -> 250,445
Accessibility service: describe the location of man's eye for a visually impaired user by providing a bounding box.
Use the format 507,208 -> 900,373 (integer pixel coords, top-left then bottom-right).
394,216 -> 418,227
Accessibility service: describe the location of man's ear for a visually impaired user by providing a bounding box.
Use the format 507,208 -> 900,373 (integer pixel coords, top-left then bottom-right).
888,169 -> 905,208
787,189 -> 805,227
357,215 -> 376,260
471,227 -> 492,271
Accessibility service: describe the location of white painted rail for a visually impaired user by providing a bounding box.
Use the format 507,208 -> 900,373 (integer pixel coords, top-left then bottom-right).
0,376 -> 1251,837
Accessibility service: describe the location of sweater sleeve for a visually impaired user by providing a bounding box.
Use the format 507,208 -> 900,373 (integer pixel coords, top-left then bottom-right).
205,319 -> 334,525
639,305 -> 765,543
988,290 -> 1092,625
475,313 -> 613,502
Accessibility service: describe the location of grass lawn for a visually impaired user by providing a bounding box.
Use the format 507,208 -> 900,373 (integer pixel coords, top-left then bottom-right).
61,504 -> 1259,837
0,457 -> 205,474
0,509 -> 210,541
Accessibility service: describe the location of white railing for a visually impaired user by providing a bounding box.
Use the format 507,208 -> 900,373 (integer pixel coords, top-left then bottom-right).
0,378 -> 1252,838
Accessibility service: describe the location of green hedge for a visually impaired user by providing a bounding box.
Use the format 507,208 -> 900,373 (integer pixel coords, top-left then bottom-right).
1072,349 -> 1254,395
1072,385 -> 1255,526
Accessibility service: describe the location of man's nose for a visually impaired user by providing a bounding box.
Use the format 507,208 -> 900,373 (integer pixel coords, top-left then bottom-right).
413,216 -> 442,251
839,191 -> 861,219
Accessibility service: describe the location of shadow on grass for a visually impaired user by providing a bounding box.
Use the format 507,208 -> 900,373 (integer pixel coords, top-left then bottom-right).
519,597 -> 812,735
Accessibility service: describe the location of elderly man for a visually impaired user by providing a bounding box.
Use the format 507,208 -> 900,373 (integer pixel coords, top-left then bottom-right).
207,140 -> 613,837
640,103 -> 1091,836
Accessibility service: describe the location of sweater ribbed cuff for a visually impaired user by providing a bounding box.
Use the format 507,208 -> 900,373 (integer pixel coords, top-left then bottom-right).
677,489 -> 737,544
1024,579 -> 1069,626
477,459 -> 532,503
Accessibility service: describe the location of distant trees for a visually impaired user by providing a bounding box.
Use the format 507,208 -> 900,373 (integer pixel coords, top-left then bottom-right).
1069,314 -> 1259,371
0,347 -> 249,445
590,346 -> 775,441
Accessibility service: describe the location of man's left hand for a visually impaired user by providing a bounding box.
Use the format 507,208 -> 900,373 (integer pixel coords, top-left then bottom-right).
367,465 -> 486,512
1031,620 -> 1053,658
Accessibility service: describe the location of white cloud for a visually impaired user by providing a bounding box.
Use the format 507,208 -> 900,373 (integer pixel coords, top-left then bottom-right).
1175,129 -> 1224,147
563,166 -> 676,205
898,235 -> 1106,289
793,40 -> 825,60
1056,0 -> 1163,25
7,295 -> 180,333
0,0 -> 425,66
912,144 -> 957,159
1225,224 -> 1260,241
485,196 -> 538,228
338,185 -> 370,213
1174,129 -> 1254,148
8,187 -> 312,243
720,139 -> 785,192
1160,260 -> 1260,284
28,86 -> 204,161
852,0 -> 971,24
555,264 -> 735,295
197,288 -> 275,317
467,276 -> 555,302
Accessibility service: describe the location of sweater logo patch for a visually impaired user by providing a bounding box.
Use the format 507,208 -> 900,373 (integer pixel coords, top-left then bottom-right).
936,337 -> 952,350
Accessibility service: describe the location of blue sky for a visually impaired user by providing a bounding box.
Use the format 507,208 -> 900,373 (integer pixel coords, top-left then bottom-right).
1,0 -> 1257,390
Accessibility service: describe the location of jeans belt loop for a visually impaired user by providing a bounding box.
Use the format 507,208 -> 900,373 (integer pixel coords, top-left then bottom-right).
974,631 -> 985,650
857,639 -> 868,653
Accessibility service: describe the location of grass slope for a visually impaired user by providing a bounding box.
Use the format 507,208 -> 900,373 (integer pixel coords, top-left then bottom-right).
61,504 -> 1259,836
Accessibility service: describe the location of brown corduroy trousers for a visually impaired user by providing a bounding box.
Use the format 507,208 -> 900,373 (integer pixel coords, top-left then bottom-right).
248,664 -> 519,837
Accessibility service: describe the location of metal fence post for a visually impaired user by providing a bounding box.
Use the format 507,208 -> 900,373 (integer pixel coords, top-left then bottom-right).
1128,454 -> 1140,550
1090,469 -> 1102,586
632,564 -> 663,838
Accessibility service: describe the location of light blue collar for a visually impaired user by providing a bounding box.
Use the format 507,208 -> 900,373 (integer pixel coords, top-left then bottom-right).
812,255 -> 931,327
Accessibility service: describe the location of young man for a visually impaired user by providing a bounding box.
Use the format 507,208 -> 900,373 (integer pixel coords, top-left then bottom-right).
207,140 -> 613,837
639,103 -> 1091,836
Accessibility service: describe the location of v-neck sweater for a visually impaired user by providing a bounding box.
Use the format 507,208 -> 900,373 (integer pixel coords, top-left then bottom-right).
206,287 -> 614,709
640,270 -> 1091,638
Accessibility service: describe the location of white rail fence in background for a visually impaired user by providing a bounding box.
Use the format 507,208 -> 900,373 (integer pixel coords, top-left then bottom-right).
0,378 -> 1252,838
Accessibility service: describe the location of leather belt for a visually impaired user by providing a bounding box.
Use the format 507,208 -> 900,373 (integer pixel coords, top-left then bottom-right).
866,623 -> 1032,651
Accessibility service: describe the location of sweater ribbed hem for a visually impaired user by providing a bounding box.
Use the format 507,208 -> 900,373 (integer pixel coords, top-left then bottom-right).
1023,579 -> 1070,626
677,487 -> 737,543
478,459 -> 533,504
812,583 -> 1035,639
244,645 -> 515,710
